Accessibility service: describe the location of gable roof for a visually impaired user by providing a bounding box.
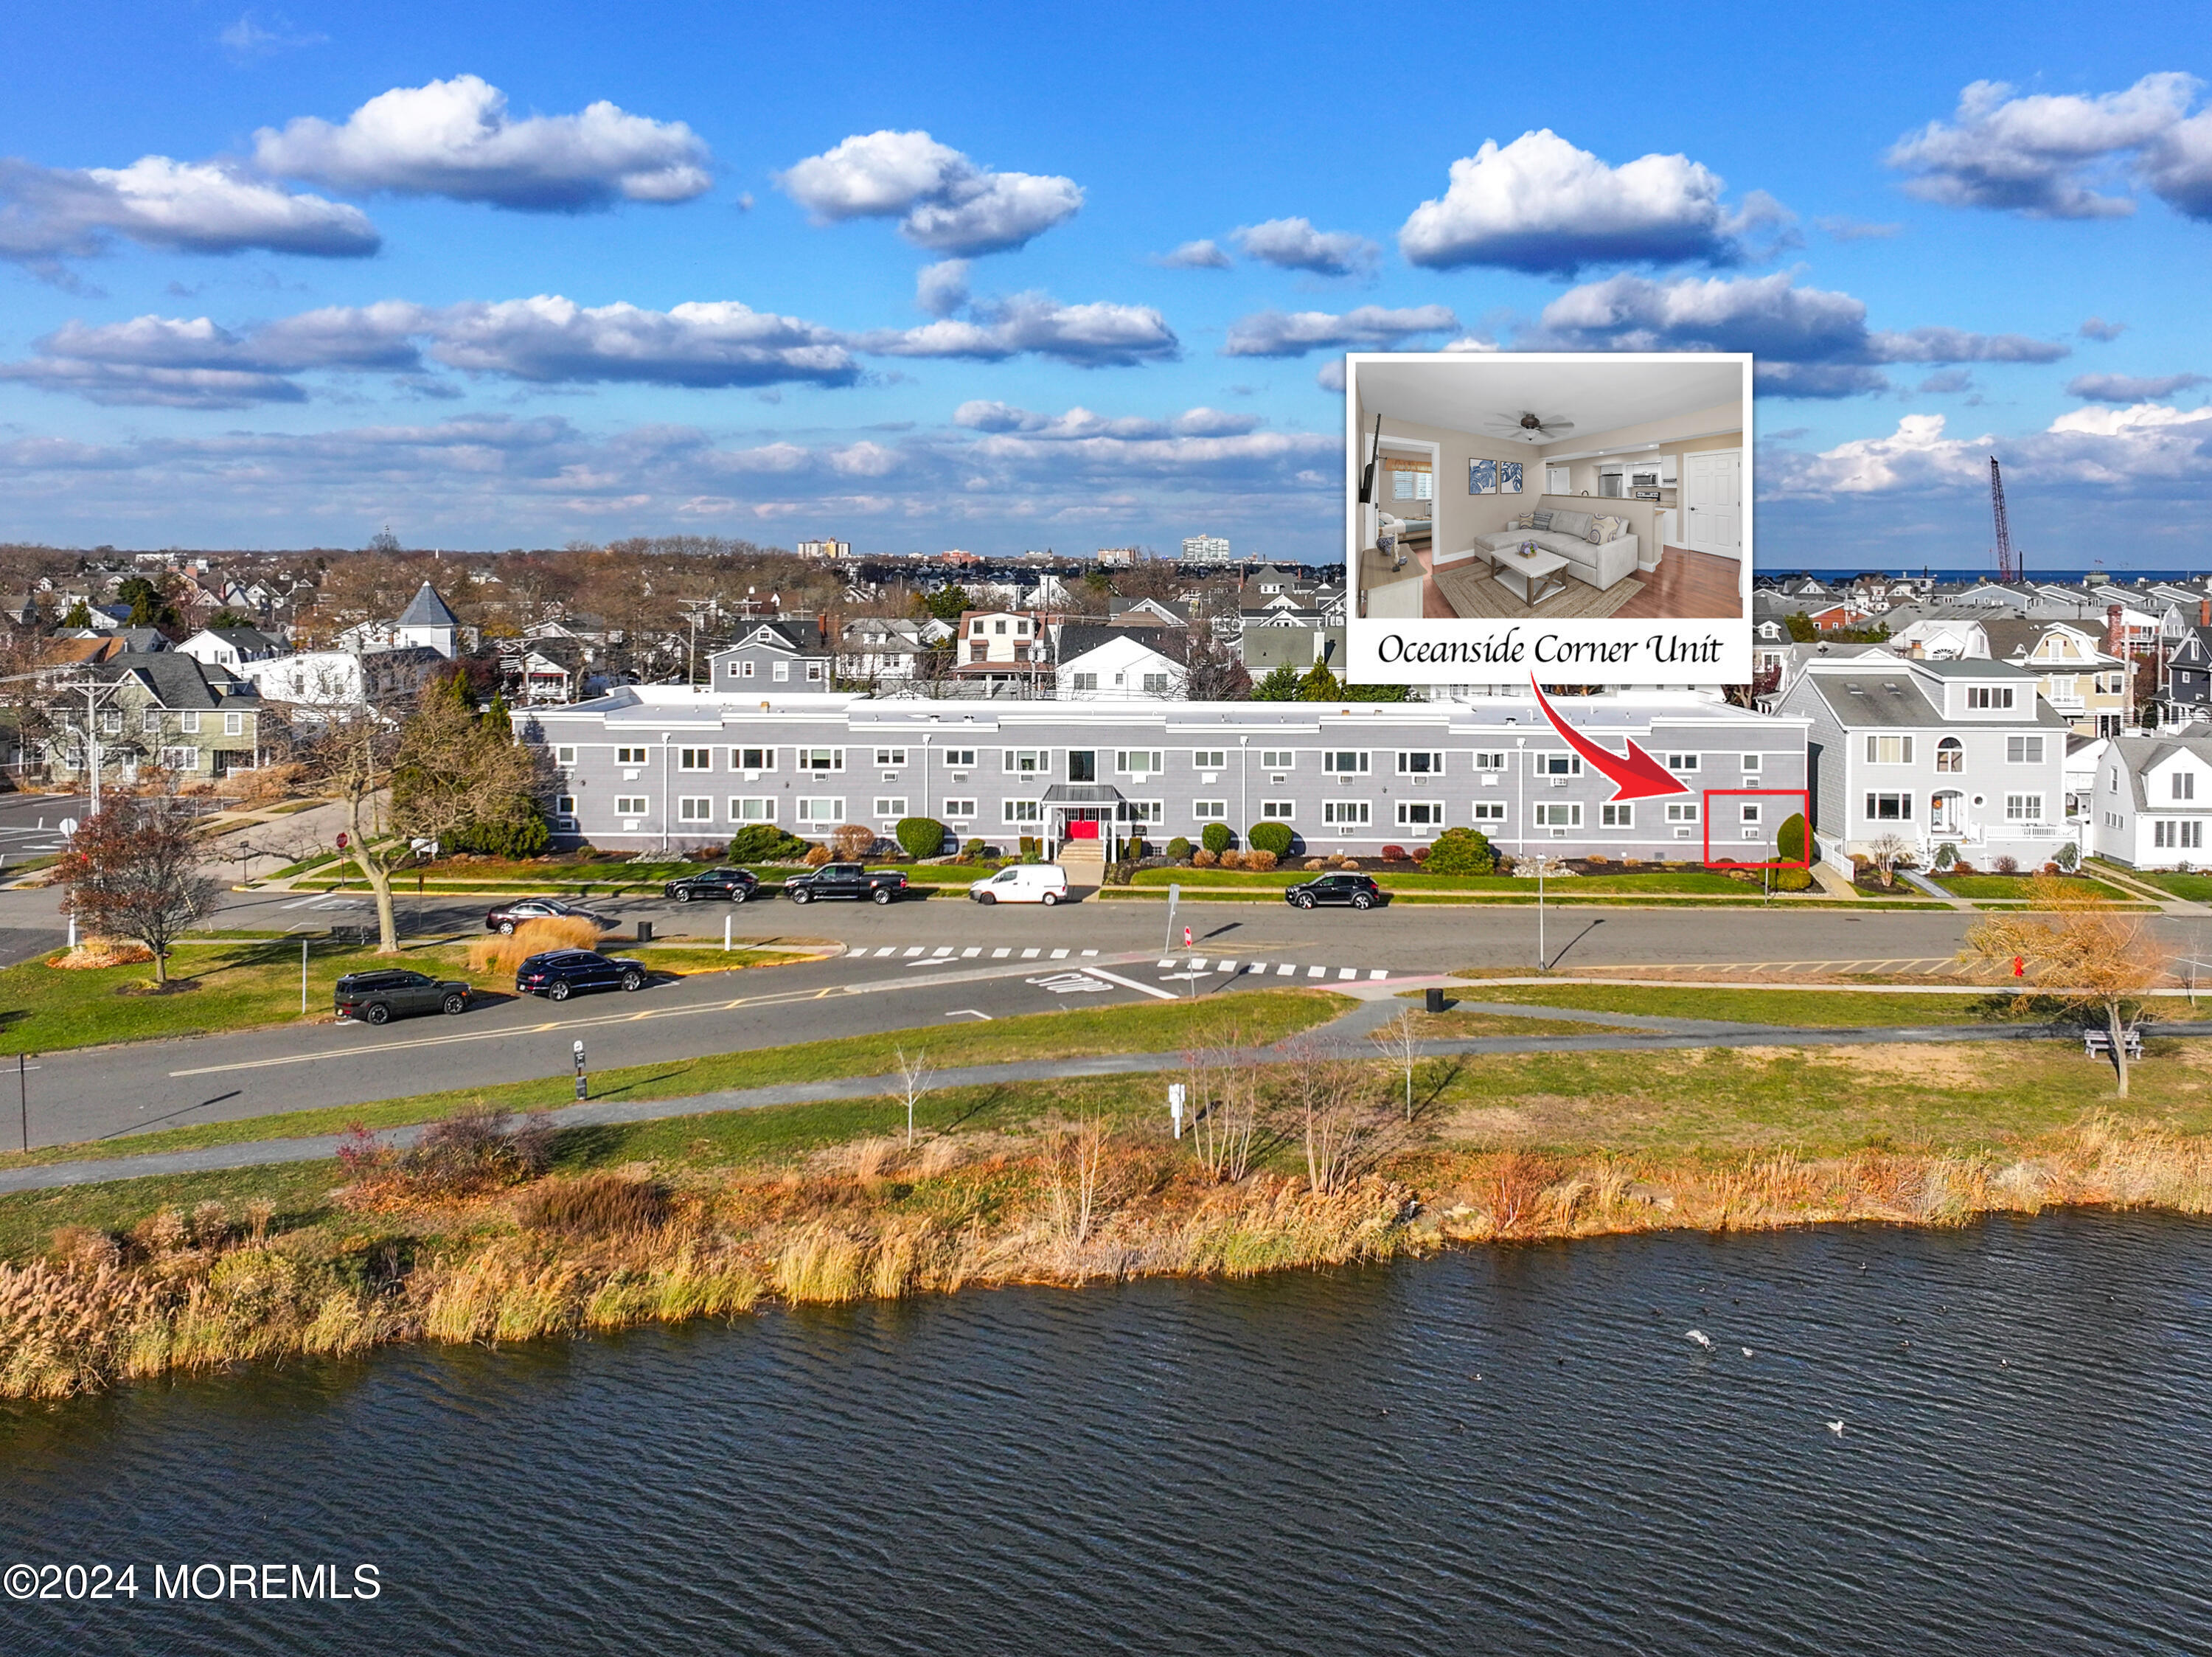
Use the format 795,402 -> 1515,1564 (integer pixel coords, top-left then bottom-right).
395,583 -> 461,628
88,652 -> 258,710
1057,622 -> 1170,664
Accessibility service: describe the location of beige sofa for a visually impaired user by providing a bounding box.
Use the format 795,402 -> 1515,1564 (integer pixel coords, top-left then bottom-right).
1470,507 -> 1638,591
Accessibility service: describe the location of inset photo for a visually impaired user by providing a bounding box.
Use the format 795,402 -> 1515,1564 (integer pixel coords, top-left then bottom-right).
1346,352 -> 1751,684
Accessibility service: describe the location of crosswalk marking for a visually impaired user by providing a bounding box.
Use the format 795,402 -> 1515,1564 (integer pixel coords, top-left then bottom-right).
961,946 -> 981,958
1081,948 -> 1098,956
1159,959 -> 1176,969
1308,965 -> 1326,979
1369,969 -> 1388,981
1050,948 -> 1069,959
1217,960 -> 1237,973
1021,946 -> 1041,959
1338,968 -> 1357,980
872,945 -> 895,958
1278,963 -> 1295,976
1186,957 -> 1206,970
933,945 -> 953,957
992,947 -> 1012,958
902,946 -> 924,958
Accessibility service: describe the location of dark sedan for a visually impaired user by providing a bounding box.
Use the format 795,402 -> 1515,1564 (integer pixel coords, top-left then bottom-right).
515,949 -> 650,1001
484,897 -> 611,935
664,867 -> 760,903
335,968 -> 472,1024
1284,872 -> 1383,911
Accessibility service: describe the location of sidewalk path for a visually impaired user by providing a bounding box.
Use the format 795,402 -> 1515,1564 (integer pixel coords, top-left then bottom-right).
9,1000 -> 2204,1197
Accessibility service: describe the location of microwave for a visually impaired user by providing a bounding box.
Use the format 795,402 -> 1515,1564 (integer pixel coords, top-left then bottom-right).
1630,469 -> 1661,489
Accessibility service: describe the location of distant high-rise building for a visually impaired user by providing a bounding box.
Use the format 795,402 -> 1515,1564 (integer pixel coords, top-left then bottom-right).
797,538 -> 852,559
1181,534 -> 1230,563
1096,546 -> 1141,566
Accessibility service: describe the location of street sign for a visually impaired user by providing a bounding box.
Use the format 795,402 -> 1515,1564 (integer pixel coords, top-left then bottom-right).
573,1039 -> 588,1101
1168,1083 -> 1186,1139
57,817 -> 77,837
336,832 -> 349,849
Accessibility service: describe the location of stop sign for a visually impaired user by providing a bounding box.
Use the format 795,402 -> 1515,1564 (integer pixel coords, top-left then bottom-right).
336,833 -> 349,849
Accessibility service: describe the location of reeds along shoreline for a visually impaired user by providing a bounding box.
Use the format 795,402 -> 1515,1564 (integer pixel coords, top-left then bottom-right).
5,1116 -> 2212,1401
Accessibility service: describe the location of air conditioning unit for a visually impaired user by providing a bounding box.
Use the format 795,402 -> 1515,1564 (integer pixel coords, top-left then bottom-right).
1742,827 -> 1764,839
1270,774 -> 1286,784
1674,827 -> 1693,839
1550,777 -> 1570,788
1551,827 -> 1568,838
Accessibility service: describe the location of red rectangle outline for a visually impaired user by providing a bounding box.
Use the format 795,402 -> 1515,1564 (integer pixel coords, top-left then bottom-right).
1702,788 -> 1812,870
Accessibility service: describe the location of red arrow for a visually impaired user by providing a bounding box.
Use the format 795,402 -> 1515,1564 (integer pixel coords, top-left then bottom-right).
1529,679 -> 1689,802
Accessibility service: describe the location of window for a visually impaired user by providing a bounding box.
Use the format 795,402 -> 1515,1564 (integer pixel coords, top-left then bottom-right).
805,664 -> 826,683
1323,801 -> 1371,827
970,620 -> 986,637
1863,792 -> 1914,821
1740,753 -> 1761,774
1666,802 -> 1700,824
970,642 -> 987,663
614,795 -> 648,816
733,746 -> 775,771
1473,751 -> 1506,773
1193,750 -> 1226,771
1259,749 -> 1295,770
1003,749 -> 1049,775
1601,802 -> 1634,827
1864,735 -> 1914,765
729,798 -> 775,821
616,746 -> 648,765
679,748 -> 713,771
1140,673 -> 1171,695
1395,800 -> 1445,827
1533,802 -> 1582,827
2156,819 -> 2205,849
1072,672 -> 1099,692
175,710 -> 201,734
1396,751 -> 1444,776
2004,793 -> 2045,822
995,619 -> 1008,636
556,795 -> 576,816
738,660 -> 755,679
1665,752 -> 1698,772
156,746 -> 195,771
142,708 -> 161,734
1067,751 -> 1096,782
555,744 -> 578,766
942,799 -> 975,821
798,748 -> 844,773
1472,801 -> 1506,822
1260,800 -> 1295,819
1002,799 -> 1042,824
796,798 -> 845,824
1323,751 -> 1369,774
874,797 -> 908,819
678,796 -> 713,823
1740,803 -> 1762,824
1935,737 -> 1964,773
2006,735 -> 2046,764
1966,685 -> 2017,709
101,710 -> 121,735
1120,801 -> 1164,826
1192,801 -> 1228,821
875,748 -> 908,768
943,748 -> 975,769
1116,750 -> 1164,776
1531,751 -> 1581,777
2177,771 -> 2199,802
772,661 -> 790,683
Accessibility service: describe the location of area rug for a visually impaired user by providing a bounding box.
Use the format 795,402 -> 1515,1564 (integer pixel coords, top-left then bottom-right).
1433,558 -> 1642,619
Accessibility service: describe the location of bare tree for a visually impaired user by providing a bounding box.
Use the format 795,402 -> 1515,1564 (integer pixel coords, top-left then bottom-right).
893,1046 -> 932,1147
1962,875 -> 2172,1095
1047,1112 -> 1110,1246
1277,1041 -> 1390,1196
1186,1031 -> 1259,1183
1163,626 -> 1253,701
1867,833 -> 1913,889
57,791 -> 220,985
1368,1007 -> 1425,1121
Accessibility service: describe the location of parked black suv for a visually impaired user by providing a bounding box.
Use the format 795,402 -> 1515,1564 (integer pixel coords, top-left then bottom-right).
782,863 -> 908,906
1284,872 -> 1383,911
335,968 -> 473,1024
664,867 -> 760,904
515,949 -> 650,1001
484,897 -> 611,935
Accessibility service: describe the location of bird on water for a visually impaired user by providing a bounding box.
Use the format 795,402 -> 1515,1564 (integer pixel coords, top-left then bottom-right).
1826,1420 -> 1846,1437
1686,1330 -> 1712,1349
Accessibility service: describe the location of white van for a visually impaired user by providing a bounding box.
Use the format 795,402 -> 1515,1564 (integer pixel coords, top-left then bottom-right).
968,863 -> 1071,906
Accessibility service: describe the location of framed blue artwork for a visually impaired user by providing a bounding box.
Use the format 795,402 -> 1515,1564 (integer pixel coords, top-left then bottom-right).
1468,457 -> 1497,494
1499,461 -> 1523,494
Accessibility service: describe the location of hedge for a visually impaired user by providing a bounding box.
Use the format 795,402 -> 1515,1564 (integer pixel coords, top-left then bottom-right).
1248,821 -> 1294,857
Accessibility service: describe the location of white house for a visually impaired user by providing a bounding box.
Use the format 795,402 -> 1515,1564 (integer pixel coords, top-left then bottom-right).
338,582 -> 462,659
2090,736 -> 2212,867
241,645 -> 445,709
175,625 -> 282,671
1056,627 -> 1183,700
1776,657 -> 2068,866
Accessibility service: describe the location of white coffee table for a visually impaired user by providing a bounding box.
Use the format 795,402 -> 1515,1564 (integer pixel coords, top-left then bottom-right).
1492,543 -> 1568,606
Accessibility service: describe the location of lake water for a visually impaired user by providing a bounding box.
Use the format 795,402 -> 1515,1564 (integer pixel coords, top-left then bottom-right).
4,1213 -> 2211,1656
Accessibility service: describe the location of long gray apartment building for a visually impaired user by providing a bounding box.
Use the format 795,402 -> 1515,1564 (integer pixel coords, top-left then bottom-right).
517,687 -> 1812,862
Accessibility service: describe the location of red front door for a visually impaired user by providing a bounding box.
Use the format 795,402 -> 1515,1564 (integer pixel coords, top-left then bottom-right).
1066,818 -> 1099,839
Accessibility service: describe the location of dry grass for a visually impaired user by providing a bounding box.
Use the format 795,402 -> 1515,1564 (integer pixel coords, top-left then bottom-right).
46,937 -> 153,970
466,916 -> 603,977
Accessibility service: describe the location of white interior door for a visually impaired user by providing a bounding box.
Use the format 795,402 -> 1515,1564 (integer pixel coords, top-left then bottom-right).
1684,450 -> 1742,558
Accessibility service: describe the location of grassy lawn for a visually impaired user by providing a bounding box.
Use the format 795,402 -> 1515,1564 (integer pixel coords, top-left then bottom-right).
1934,873 -> 2129,901
0,937 -> 818,1057
1439,980 -> 2081,1028
0,987 -> 1352,1174
2125,869 -> 2212,902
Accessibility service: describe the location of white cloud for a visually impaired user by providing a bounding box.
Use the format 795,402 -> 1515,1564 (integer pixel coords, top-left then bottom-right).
950,401 -> 1260,440
1398,130 -> 1769,274
1221,304 -> 1458,358
253,74 -> 711,209
863,292 -> 1176,367
776,129 -> 1081,255
2066,370 -> 2207,402
0,156 -> 378,269
2080,316 -> 2127,341
1766,401 -> 2212,501
1154,238 -> 1231,268
1532,272 -> 2066,397
1886,73 -> 2211,219
425,296 -> 858,386
915,259 -> 970,318
1814,215 -> 1902,240
219,10 -> 327,59
1232,217 -> 1377,277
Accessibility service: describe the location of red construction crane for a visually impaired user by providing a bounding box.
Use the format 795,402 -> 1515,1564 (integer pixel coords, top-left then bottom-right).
1989,455 -> 2020,581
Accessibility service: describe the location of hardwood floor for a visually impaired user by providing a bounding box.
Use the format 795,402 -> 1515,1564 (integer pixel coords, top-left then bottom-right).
1613,546 -> 1742,619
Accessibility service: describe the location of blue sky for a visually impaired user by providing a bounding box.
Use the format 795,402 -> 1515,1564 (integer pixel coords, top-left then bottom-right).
2,0 -> 2209,568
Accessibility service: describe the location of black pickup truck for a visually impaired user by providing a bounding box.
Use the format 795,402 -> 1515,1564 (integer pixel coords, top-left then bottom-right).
782,863 -> 909,906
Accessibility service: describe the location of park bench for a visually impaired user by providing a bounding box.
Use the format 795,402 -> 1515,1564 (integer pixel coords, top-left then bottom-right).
329,925 -> 375,947
2081,1026 -> 2144,1061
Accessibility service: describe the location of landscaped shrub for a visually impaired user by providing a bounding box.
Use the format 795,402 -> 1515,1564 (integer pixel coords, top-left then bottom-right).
962,838 -> 988,861
727,824 -> 810,864
1217,850 -> 1244,869
1584,852 -> 1609,867
895,816 -> 948,860
1245,849 -> 1278,872
1018,836 -> 1040,864
1248,821 -> 1294,858
347,1105 -> 554,1201
830,824 -> 877,861
1192,847 -> 1218,867
1122,837 -> 1150,861
1931,841 -> 1958,872
1103,861 -> 1136,886
1776,813 -> 1810,866
1411,844 -> 1430,863
1166,836 -> 1193,860
1380,844 -> 1409,862
1200,821 -> 1234,855
802,844 -> 834,866
1775,866 -> 1814,892
1425,827 -> 1496,877
2057,841 -> 2081,872
1950,860 -> 1977,875
1994,854 -> 2020,875
448,805 -> 552,859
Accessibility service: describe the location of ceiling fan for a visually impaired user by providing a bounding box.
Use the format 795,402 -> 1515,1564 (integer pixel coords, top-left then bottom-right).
1483,410 -> 1575,442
